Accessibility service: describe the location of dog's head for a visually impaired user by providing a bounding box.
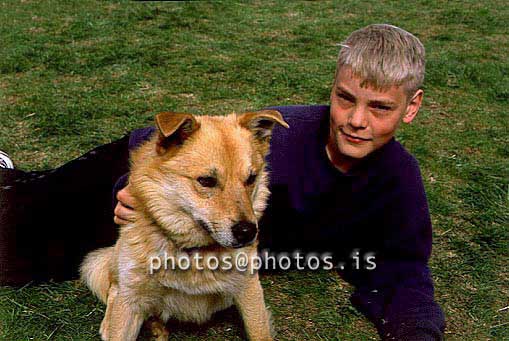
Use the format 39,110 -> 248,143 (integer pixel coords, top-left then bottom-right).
130,110 -> 288,249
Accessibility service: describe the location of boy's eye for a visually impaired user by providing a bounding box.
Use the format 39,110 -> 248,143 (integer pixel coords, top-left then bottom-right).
245,172 -> 257,186
370,102 -> 393,111
337,93 -> 354,102
197,176 -> 217,188
378,105 -> 392,110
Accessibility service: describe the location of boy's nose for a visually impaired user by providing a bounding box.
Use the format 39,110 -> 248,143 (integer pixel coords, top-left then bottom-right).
349,106 -> 368,129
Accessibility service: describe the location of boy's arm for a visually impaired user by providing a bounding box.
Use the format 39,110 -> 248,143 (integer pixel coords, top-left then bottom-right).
342,160 -> 445,340
111,126 -> 156,210
345,260 -> 445,340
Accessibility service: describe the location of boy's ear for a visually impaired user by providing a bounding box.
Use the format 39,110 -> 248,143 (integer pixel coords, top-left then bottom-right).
155,112 -> 200,155
237,110 -> 289,141
403,89 -> 424,124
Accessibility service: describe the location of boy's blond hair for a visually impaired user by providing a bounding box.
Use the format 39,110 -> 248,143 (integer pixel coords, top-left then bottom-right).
336,24 -> 425,96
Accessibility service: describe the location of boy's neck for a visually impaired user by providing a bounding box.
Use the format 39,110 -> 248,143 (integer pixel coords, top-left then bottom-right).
325,138 -> 360,174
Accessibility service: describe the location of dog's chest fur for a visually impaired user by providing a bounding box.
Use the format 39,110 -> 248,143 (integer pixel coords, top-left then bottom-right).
117,236 -> 254,324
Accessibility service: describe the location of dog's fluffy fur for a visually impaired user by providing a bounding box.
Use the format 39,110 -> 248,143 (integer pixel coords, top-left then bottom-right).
80,110 -> 288,341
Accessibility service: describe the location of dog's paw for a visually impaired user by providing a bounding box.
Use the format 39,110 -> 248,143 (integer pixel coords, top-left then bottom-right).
145,316 -> 169,341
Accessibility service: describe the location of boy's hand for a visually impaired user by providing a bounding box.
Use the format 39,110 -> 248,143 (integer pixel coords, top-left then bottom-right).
114,184 -> 137,225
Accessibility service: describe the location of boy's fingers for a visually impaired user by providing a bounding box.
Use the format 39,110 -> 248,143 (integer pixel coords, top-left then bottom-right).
117,185 -> 136,209
114,184 -> 138,225
113,216 -> 129,225
114,202 -> 135,225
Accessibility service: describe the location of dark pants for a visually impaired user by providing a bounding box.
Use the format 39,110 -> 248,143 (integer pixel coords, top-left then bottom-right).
0,135 -> 130,285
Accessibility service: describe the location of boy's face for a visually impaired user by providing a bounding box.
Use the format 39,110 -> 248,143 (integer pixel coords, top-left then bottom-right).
329,67 -> 423,161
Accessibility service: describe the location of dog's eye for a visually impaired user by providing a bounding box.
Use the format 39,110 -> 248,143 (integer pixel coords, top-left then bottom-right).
245,173 -> 257,186
197,176 -> 217,188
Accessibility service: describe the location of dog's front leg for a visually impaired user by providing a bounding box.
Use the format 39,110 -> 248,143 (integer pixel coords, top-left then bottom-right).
106,293 -> 145,341
100,284 -> 118,340
234,273 -> 272,341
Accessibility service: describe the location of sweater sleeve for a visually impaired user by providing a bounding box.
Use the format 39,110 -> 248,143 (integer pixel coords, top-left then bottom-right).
347,261 -> 445,340
343,158 -> 445,340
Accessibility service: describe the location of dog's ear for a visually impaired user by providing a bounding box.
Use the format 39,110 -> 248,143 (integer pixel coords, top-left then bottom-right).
155,112 -> 200,155
238,110 -> 289,142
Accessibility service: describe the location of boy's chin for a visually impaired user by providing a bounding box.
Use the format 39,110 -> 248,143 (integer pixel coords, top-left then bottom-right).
336,141 -> 374,160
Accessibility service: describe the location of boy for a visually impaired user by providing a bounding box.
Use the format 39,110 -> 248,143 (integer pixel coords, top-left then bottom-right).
114,24 -> 445,340
1,24 -> 445,339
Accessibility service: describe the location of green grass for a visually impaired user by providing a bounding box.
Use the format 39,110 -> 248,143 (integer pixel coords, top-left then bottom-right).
0,0 -> 508,339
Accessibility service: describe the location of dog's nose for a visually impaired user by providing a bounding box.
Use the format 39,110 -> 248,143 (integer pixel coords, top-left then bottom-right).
231,221 -> 257,246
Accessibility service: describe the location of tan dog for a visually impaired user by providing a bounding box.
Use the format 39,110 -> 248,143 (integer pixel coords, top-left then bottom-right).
80,110 -> 288,341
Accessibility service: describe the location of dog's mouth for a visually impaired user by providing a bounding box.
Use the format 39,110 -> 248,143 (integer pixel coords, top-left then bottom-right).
231,239 -> 256,249
196,219 -> 212,234
195,219 -> 256,249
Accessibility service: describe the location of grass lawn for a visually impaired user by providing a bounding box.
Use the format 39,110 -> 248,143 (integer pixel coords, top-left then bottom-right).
0,0 -> 507,340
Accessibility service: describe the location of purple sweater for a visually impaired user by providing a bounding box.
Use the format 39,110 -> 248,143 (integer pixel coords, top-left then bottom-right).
113,105 -> 445,340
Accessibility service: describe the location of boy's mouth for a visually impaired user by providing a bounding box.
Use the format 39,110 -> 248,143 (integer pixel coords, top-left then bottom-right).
340,128 -> 372,142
